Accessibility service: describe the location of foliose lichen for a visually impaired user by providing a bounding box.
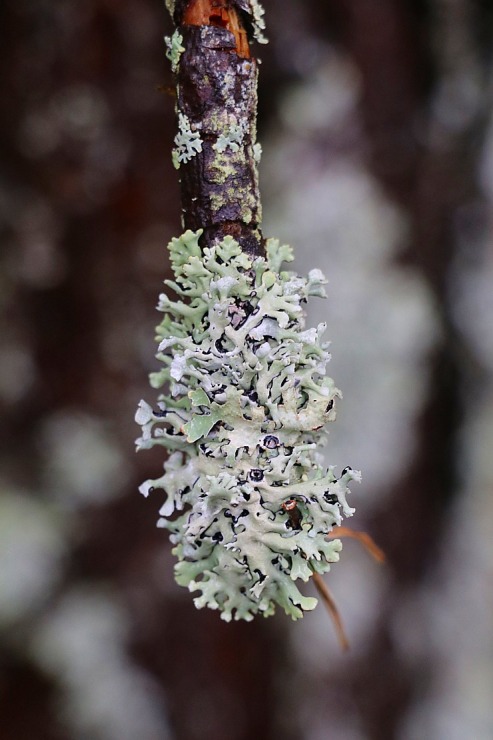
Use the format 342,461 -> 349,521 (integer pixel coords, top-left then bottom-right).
164,30 -> 185,73
136,230 -> 360,621
249,0 -> 268,45
172,113 -> 203,169
213,120 -> 246,153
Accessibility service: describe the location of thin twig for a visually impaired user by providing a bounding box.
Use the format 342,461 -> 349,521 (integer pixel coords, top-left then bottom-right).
327,526 -> 386,564
311,571 -> 350,652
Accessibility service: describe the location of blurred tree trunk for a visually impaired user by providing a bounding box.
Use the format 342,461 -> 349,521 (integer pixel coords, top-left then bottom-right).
1,1 -> 493,739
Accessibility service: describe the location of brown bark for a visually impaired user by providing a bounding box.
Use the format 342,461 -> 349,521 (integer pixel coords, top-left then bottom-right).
171,1 -> 265,256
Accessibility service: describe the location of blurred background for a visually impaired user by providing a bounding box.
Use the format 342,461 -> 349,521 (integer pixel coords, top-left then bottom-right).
1,0 -> 492,738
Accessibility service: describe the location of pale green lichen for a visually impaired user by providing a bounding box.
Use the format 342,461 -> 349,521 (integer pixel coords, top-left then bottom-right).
172,113 -> 202,169
164,30 -> 184,73
249,0 -> 268,45
136,230 -> 359,621
164,0 -> 175,16
213,121 -> 245,153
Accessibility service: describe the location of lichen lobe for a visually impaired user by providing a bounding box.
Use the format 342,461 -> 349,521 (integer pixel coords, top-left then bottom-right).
136,231 -> 360,621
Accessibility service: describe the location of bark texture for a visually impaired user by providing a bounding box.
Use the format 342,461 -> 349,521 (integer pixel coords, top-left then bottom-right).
172,2 -> 264,256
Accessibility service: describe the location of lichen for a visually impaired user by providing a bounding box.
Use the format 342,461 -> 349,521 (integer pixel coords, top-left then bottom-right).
136,230 -> 359,621
164,0 -> 175,16
249,0 -> 268,45
213,121 -> 246,153
172,113 -> 203,169
164,30 -> 185,73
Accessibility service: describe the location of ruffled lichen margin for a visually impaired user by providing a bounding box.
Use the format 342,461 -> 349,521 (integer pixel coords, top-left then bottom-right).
135,231 -> 360,621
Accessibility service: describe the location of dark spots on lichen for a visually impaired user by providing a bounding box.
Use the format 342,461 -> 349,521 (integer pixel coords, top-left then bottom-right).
200,517 -> 219,538
324,492 -> 338,504
215,337 -> 227,353
246,337 -> 263,353
249,469 -> 264,482
211,384 -> 226,398
228,299 -> 254,329
225,508 -> 249,525
263,435 -> 279,449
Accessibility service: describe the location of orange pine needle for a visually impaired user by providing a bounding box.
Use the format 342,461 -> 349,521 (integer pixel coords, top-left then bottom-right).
328,526 -> 385,564
311,571 -> 350,652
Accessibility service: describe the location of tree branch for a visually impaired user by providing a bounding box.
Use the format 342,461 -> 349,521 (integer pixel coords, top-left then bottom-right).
168,0 -> 264,256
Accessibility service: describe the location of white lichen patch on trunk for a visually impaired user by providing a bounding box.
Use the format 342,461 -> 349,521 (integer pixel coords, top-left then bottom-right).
172,112 -> 203,169
248,0 -> 268,44
164,30 -> 185,73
